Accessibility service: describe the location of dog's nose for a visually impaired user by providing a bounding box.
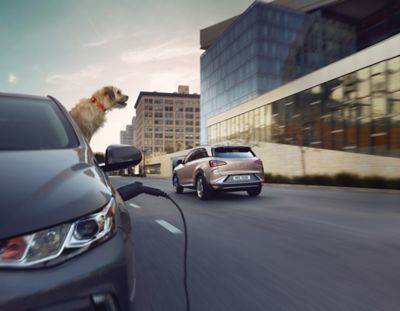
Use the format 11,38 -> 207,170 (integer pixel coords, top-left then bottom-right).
125,96 -> 129,101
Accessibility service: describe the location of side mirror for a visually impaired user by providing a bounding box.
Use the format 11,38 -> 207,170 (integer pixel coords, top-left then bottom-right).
101,144 -> 142,172
176,159 -> 183,166
94,153 -> 105,164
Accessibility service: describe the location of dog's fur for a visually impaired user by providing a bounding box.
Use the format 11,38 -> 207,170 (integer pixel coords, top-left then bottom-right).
70,86 -> 128,142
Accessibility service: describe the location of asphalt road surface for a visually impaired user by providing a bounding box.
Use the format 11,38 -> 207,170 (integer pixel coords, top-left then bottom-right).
110,176 -> 400,311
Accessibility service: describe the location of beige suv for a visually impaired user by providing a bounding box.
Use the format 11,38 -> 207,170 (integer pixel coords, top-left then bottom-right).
172,145 -> 264,200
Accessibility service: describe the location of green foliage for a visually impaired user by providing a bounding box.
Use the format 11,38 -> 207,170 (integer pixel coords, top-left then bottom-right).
264,172 -> 400,190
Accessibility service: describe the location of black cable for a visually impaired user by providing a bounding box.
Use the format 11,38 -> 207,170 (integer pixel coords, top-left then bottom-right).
117,182 -> 190,311
165,194 -> 190,311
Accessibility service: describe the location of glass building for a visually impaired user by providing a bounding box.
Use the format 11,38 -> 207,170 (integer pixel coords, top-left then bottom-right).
208,56 -> 400,158
200,0 -> 400,146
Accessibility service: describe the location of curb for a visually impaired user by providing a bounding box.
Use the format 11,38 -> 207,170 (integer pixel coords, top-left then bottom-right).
265,183 -> 400,194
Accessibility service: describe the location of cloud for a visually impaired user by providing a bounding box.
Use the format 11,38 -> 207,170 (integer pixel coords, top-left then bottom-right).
83,38 -> 108,48
82,33 -> 123,49
8,73 -> 18,84
46,66 -> 104,86
120,42 -> 201,63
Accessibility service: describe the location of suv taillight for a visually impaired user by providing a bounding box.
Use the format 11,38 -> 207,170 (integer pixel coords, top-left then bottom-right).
254,159 -> 263,166
209,160 -> 227,167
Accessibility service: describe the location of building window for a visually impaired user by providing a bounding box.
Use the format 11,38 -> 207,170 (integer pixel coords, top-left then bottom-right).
207,57 -> 400,158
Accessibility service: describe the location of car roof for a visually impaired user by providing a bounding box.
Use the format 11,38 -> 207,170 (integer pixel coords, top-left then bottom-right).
0,91 -> 51,101
191,144 -> 251,156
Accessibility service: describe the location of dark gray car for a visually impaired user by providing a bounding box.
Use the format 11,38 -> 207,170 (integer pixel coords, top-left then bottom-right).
0,92 -> 141,310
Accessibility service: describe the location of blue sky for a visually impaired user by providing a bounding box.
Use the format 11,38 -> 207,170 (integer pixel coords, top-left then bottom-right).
0,0 -> 252,152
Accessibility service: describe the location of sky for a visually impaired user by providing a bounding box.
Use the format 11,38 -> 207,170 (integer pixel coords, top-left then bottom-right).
0,0 -> 253,152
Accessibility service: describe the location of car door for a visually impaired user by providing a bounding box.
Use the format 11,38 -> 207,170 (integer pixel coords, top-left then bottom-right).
179,149 -> 199,186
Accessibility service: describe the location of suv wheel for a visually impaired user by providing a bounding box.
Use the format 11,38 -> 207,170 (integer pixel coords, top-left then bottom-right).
173,174 -> 184,194
247,184 -> 262,197
196,174 -> 211,200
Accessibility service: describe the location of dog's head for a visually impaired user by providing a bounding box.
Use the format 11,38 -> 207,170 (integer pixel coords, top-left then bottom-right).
96,86 -> 129,110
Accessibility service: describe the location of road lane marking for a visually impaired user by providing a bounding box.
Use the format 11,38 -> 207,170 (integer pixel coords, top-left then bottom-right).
129,203 -> 141,209
155,219 -> 182,234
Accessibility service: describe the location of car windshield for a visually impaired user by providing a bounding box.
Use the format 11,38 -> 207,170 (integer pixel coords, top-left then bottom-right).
0,96 -> 79,150
213,147 -> 255,158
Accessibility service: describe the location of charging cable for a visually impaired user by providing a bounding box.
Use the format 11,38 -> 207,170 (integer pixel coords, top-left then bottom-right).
118,182 -> 190,311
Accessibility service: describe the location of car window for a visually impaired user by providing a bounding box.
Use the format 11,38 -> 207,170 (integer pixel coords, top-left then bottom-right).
0,96 -> 79,150
184,150 -> 195,163
213,147 -> 255,158
188,149 -> 201,162
197,148 -> 208,159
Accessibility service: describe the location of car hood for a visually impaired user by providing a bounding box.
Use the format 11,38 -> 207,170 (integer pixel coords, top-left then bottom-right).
0,149 -> 112,240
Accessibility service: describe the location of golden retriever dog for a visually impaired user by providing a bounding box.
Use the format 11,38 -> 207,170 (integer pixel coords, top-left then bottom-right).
70,86 -> 128,142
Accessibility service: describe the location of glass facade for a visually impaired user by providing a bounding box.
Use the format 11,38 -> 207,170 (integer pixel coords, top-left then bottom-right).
208,56 -> 400,158
200,2 -> 359,143
200,1 -> 400,144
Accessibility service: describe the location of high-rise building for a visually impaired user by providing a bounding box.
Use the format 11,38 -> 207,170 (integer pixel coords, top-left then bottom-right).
120,117 -> 136,146
201,0 -> 400,161
134,86 -> 200,155
200,0 -> 400,146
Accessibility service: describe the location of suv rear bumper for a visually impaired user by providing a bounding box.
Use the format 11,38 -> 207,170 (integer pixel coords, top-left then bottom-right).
209,174 -> 263,192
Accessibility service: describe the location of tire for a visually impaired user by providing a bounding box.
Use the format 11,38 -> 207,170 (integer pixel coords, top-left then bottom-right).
173,174 -> 184,194
196,174 -> 212,200
247,184 -> 262,197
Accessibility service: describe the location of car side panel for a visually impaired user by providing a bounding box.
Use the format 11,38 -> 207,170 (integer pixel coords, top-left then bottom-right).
179,161 -> 197,186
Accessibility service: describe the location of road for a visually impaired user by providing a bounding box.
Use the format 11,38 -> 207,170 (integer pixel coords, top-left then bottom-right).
110,177 -> 400,311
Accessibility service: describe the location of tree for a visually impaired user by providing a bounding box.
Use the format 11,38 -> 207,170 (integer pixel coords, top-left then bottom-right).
176,141 -> 184,151
164,144 -> 175,154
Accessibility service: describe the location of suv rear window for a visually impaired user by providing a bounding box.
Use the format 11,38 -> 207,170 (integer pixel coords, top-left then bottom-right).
213,147 -> 255,158
0,96 -> 79,150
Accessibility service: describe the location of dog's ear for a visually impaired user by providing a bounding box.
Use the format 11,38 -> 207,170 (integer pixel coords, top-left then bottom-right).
104,87 -> 115,101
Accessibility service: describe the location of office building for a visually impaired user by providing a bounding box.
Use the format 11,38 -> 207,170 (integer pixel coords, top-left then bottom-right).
198,0 -> 400,179
120,118 -> 136,146
134,85 -> 200,156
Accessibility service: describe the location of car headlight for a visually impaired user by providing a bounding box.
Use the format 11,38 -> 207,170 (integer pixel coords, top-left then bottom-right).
0,198 -> 116,268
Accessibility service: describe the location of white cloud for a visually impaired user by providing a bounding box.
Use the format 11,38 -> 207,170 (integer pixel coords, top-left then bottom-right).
83,38 -> 108,48
82,33 -> 123,49
8,73 -> 18,84
120,43 -> 201,64
46,66 -> 104,86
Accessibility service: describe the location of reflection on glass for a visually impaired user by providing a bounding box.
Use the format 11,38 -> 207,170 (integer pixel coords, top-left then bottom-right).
208,58 -> 400,158
371,95 -> 387,119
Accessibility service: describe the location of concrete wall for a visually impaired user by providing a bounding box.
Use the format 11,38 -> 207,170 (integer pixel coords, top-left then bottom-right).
146,150 -> 188,177
145,142 -> 400,178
